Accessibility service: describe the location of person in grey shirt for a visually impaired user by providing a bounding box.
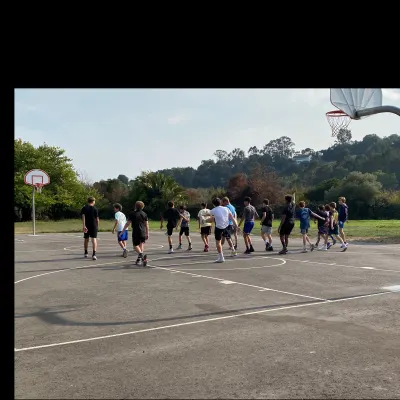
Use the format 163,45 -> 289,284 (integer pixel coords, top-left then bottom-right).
238,196 -> 259,254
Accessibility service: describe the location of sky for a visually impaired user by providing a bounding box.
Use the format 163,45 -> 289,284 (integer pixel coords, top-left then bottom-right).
14,88 -> 400,183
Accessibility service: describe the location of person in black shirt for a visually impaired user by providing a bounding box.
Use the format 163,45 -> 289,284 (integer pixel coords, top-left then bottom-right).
260,199 -> 274,251
160,201 -> 182,254
119,201 -> 149,266
81,196 -> 99,260
278,194 -> 295,255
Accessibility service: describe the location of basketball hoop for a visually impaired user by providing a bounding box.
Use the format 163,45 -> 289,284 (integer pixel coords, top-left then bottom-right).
326,110 -> 352,137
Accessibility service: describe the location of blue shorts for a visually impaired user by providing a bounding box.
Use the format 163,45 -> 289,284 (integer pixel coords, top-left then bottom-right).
338,221 -> 345,229
243,221 -> 254,234
118,230 -> 128,241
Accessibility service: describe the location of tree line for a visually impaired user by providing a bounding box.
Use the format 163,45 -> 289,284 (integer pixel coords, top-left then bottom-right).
14,132 -> 400,222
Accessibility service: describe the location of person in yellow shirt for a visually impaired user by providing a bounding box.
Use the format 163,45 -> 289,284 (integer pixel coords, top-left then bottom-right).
328,202 -> 347,251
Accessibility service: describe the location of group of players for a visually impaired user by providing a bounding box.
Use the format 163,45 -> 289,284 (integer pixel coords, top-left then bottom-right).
80,193 -> 349,265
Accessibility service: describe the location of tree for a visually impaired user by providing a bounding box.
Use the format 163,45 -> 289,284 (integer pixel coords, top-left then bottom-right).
14,139 -> 101,220
117,174 -> 129,185
325,171 -> 382,218
262,136 -> 295,159
335,128 -> 352,145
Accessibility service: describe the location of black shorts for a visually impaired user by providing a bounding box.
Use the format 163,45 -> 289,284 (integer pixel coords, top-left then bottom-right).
166,222 -> 176,236
214,226 -> 231,241
200,226 -> 211,236
179,226 -> 190,236
84,227 -> 98,239
280,223 -> 294,236
133,235 -> 146,247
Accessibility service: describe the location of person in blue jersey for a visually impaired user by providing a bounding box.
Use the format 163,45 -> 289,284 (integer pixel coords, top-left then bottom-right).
338,196 -> 349,245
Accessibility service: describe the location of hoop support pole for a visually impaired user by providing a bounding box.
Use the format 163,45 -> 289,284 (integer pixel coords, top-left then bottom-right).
355,105 -> 400,119
32,186 -> 36,236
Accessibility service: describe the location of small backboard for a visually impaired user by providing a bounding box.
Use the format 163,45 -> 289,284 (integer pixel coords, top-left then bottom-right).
330,88 -> 383,119
24,169 -> 50,192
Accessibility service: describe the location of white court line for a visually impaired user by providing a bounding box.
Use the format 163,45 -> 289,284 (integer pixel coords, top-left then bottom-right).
148,263 -> 325,301
14,291 -> 395,353
14,253 -> 216,285
284,257 -> 400,274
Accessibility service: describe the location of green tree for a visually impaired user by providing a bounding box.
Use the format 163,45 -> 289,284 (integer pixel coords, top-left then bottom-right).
14,139 -> 101,220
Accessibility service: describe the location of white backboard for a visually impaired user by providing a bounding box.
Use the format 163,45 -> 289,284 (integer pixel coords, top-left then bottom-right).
24,169 -> 50,186
330,88 -> 383,119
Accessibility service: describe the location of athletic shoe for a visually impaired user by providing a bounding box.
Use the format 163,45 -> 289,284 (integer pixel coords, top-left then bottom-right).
234,245 -> 237,250
244,249 -> 251,254
142,254 -> 148,267
168,248 -> 173,254
301,248 -> 308,253
215,256 -> 225,263
123,248 -> 128,258
187,245 -> 192,251
332,239 -> 337,245
231,249 -> 237,257
265,243 -> 270,251
249,246 -> 255,252
278,248 -> 287,255
327,242 -> 332,249
268,246 -> 274,251
176,244 -> 182,250
310,244 -> 315,252
84,253 -> 88,258
318,245 -> 328,251
92,255 -> 97,260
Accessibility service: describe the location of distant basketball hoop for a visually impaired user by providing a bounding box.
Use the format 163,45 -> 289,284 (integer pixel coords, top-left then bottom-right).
24,169 -> 50,236
326,110 -> 352,137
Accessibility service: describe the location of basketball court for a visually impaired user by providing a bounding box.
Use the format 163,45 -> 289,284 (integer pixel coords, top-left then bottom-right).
15,232 -> 400,399
15,88 -> 400,398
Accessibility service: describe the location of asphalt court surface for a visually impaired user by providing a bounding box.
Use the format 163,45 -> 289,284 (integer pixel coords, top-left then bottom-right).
15,232 -> 400,399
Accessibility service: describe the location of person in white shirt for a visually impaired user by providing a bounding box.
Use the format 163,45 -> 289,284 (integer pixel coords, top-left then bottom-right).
198,202 -> 212,252
204,198 -> 239,263
112,203 -> 128,258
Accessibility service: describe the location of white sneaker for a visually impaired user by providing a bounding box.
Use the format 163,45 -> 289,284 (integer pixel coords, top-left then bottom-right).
92,255 -> 97,260
340,243 -> 347,249
215,256 -> 225,263
301,248 -> 308,253
231,249 -> 237,257
318,245 -> 328,251
123,248 -> 128,258
168,249 -> 173,254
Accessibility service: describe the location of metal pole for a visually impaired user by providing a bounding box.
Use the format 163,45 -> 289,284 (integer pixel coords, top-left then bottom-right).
32,186 -> 36,236
355,105 -> 400,119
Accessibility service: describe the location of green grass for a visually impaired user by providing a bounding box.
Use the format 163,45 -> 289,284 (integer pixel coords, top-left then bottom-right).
14,219 -> 400,243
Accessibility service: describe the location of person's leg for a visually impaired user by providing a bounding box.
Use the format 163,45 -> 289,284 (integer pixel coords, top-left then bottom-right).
339,221 -> 347,243
247,223 -> 255,252
84,232 -> 89,257
279,233 -> 287,254
185,228 -> 192,249
90,228 -> 98,260
214,228 -> 225,262
233,228 -> 238,250
204,228 -> 210,247
177,228 -> 183,249
167,224 -> 173,253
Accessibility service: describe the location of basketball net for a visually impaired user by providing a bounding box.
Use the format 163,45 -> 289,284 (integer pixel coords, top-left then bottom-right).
326,110 -> 352,137
35,184 -> 44,193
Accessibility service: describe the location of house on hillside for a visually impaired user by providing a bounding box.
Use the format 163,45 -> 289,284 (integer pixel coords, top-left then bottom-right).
293,154 -> 312,164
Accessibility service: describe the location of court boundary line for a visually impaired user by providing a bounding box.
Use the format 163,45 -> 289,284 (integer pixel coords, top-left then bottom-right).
148,261 -> 325,301
14,291 -> 396,353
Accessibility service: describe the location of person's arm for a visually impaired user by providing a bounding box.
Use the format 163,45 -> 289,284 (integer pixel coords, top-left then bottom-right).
260,210 -> 267,225
254,207 -> 259,220
81,208 -> 86,232
228,212 -> 239,229
160,211 -> 166,230
145,215 -> 149,240
94,207 -> 99,228
112,214 -> 118,234
310,210 -> 325,220
198,211 -> 201,229
119,220 -> 132,236
278,213 -> 286,234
